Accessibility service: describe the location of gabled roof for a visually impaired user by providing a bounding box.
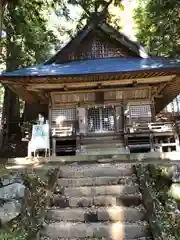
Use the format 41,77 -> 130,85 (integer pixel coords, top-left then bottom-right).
2,57 -> 180,77
45,21 -> 148,65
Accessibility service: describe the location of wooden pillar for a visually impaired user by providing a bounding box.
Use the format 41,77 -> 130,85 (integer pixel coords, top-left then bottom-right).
177,95 -> 180,117
48,107 -> 52,156
77,108 -> 87,135
76,107 -> 87,154
115,106 -> 123,132
175,133 -> 180,151
52,138 -> 56,157
150,133 -> 154,152
151,101 -> 156,121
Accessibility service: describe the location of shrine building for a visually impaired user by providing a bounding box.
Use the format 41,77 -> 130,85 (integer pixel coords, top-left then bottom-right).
1,20 -> 180,156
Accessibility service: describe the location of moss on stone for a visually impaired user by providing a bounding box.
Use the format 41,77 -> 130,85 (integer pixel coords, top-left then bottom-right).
136,164 -> 180,240
0,167 -> 60,240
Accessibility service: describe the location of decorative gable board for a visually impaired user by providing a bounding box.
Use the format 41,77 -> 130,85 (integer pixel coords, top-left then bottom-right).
50,30 -> 139,64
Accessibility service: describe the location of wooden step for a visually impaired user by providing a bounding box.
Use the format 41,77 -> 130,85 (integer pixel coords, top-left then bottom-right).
81,138 -> 124,145
81,143 -> 124,149
80,148 -> 127,154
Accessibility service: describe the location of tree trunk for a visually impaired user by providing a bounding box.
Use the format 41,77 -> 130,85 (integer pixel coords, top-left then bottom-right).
0,1 -> 21,152
0,0 -> 6,40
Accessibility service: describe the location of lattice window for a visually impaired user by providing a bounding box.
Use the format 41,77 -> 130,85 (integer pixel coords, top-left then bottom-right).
66,37 -> 126,61
102,107 -> 115,131
130,105 -> 152,122
87,107 -> 115,132
52,108 -> 76,123
91,38 -> 125,59
88,108 -> 100,132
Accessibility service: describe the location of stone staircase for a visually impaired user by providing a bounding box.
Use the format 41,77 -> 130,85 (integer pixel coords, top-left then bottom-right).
40,163 -> 152,239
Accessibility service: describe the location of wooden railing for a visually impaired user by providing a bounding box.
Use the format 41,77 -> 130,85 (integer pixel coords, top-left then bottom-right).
51,121 -> 76,137
125,121 -> 176,134
175,121 -> 180,135
125,121 -> 180,152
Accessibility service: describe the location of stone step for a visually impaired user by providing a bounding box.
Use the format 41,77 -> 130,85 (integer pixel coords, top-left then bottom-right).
57,176 -> 134,187
40,237 -> 152,240
49,194 -> 142,208
41,222 -> 149,239
59,164 -> 133,178
45,206 -> 145,222
63,185 -> 139,197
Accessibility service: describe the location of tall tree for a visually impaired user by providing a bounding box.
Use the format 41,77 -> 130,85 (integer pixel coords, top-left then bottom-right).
0,0 -> 60,151
134,0 -> 180,57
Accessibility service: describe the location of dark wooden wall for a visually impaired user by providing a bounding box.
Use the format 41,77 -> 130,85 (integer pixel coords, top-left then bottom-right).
53,30 -> 138,64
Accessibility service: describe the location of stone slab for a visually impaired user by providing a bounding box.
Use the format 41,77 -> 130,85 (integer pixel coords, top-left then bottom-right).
97,206 -> 145,222
46,207 -> 145,222
0,183 -> 25,200
60,164 -> 133,178
64,185 -> 139,197
0,200 -> 21,224
41,222 -> 149,239
50,194 -> 142,208
57,176 -> 133,187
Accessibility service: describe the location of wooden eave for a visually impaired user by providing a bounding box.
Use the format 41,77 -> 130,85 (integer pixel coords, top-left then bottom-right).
1,67 -> 180,84
0,68 -> 180,111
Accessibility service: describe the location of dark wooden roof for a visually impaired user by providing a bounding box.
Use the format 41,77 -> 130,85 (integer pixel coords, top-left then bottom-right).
44,21 -> 148,64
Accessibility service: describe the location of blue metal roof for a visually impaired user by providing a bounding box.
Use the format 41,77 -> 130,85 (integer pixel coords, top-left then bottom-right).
1,57 -> 180,77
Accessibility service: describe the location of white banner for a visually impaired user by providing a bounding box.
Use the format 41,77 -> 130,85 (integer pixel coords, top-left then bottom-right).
31,124 -> 49,150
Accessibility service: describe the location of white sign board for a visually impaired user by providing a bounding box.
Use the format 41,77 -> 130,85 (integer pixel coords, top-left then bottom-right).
31,124 -> 50,150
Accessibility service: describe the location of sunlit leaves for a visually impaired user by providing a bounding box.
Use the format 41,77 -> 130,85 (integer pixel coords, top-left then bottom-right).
134,0 -> 180,57
67,0 -> 123,29
2,0 -> 60,70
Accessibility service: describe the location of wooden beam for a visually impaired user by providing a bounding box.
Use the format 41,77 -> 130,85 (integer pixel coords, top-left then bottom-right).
154,95 -> 164,99
52,99 -> 151,108
26,75 -> 175,90
50,86 -> 151,94
6,84 -> 36,103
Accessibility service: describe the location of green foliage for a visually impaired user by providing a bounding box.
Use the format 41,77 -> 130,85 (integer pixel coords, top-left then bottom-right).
0,164 -> 9,176
2,0 -> 59,69
136,164 -> 179,240
0,0 -> 62,141
67,0 -> 124,30
0,228 -> 27,240
134,0 -> 180,57
149,165 -> 180,238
